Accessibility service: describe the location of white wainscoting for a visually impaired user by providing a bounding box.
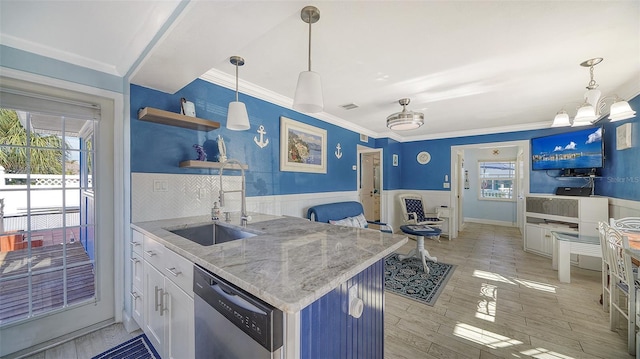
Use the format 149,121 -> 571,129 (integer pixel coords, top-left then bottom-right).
383,190 -> 451,234
609,197 -> 640,219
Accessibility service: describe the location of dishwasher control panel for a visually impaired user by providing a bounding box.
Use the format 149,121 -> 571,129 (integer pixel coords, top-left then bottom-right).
194,265 -> 283,351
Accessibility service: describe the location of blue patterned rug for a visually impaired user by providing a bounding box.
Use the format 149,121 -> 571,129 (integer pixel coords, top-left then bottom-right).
385,253 -> 456,306
92,334 -> 160,359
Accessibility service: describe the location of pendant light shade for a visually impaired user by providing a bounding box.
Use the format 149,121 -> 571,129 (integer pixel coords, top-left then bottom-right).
609,98 -> 636,122
294,70 -> 323,113
572,102 -> 597,126
227,56 -> 250,131
293,6 -> 323,113
551,110 -> 571,127
386,98 -> 424,131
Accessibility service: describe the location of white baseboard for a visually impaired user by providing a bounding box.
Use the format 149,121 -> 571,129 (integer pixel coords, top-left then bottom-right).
121,310 -> 140,333
464,217 -> 517,227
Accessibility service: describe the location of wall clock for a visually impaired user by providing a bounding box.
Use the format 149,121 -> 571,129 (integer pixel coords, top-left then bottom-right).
417,151 -> 431,165
616,123 -> 632,150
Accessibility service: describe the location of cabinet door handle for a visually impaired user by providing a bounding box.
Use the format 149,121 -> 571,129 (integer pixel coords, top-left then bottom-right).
130,241 -> 140,247
154,286 -> 162,312
130,257 -> 140,264
160,291 -> 168,316
145,250 -> 156,257
130,291 -> 140,300
165,267 -> 181,277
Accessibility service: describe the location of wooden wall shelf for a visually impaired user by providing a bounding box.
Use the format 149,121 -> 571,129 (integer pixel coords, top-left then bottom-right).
138,107 -> 220,131
179,160 -> 248,170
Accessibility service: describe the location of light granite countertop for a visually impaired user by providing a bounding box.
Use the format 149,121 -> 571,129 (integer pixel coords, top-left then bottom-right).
131,213 -> 408,313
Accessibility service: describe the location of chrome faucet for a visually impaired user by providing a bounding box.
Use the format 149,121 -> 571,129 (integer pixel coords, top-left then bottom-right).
218,159 -> 249,227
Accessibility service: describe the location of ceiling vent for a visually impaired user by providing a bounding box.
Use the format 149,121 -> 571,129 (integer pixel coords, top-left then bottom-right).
340,103 -> 359,110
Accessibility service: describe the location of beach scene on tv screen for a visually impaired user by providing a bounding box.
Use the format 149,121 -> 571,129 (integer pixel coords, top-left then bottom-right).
532,128 -> 603,170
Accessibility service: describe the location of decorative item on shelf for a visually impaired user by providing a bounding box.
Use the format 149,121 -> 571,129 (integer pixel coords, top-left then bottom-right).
417,151 -> 431,164
551,58 -> 636,128
180,97 -> 196,117
227,56 -> 250,130
217,135 -> 227,163
387,98 -> 424,131
293,6 -> 323,113
464,170 -> 470,189
254,125 -> 269,148
335,143 -> 343,159
392,154 -> 399,167
193,144 -> 207,161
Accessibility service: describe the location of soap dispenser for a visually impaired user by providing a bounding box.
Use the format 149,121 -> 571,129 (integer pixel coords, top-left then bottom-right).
212,202 -> 220,220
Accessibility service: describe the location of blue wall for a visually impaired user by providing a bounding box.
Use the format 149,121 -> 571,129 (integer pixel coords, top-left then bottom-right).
392,94 -> 640,201
130,80 -> 360,197
130,77 -> 639,202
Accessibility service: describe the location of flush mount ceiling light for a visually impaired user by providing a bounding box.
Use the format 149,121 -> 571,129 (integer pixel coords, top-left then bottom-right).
552,58 -> 636,127
386,98 -> 424,131
293,6 -> 323,113
227,56 -> 250,131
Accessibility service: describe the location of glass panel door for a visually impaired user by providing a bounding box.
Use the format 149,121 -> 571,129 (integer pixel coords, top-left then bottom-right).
0,107 -> 96,325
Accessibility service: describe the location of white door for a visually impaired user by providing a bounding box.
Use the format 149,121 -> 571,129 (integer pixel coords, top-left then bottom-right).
0,78 -> 116,356
516,149 -> 525,234
457,151 -> 465,234
360,153 -> 375,220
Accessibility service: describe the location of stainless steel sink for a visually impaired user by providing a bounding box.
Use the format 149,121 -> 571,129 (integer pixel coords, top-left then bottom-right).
169,223 -> 257,246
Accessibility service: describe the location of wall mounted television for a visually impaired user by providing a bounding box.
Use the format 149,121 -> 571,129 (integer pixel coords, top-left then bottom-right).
531,127 -> 604,172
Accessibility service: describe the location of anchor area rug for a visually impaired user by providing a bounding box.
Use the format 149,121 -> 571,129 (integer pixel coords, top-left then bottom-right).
384,253 -> 456,306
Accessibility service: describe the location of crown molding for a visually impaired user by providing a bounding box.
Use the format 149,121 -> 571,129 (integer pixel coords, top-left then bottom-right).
1,35 -> 121,76
394,121 -> 553,142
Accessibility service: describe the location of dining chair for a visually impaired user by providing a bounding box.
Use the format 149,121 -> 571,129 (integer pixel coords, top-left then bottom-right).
611,217 -> 640,233
604,222 -> 636,355
598,221 -> 612,313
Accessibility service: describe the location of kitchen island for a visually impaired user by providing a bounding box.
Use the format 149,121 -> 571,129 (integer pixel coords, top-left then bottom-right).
131,213 -> 408,358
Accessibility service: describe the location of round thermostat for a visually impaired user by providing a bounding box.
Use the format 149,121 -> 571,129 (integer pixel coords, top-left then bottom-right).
417,151 -> 431,164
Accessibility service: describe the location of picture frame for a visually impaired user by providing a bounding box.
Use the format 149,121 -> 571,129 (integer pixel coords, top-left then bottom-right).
392,154 -> 399,167
280,116 -> 327,173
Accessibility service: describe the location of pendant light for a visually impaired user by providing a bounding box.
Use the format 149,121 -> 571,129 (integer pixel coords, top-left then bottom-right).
293,6 -> 323,113
226,56 -> 250,131
552,58 -> 636,127
386,98 -> 424,131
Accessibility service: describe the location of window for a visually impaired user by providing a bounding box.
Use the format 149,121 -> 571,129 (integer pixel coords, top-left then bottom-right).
478,160 -> 516,200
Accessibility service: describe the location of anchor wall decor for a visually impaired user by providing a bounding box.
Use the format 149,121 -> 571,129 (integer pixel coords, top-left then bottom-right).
254,125 -> 269,148
335,143 -> 343,159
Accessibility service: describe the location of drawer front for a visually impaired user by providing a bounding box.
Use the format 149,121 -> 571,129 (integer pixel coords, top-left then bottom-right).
131,230 -> 144,255
143,236 -> 193,297
130,289 -> 144,327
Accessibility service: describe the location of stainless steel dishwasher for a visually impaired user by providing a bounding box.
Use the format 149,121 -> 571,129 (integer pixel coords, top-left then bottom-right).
193,265 -> 283,359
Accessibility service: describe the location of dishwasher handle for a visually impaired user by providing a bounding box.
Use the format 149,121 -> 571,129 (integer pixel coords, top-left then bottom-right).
211,284 -> 266,315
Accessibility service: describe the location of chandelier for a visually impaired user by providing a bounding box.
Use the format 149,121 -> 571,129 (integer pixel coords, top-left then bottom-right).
552,58 -> 636,127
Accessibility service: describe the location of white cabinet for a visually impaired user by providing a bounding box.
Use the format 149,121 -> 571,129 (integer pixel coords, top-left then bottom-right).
130,229 -> 195,359
524,195 -> 607,268
130,230 -> 144,327
524,224 -> 554,256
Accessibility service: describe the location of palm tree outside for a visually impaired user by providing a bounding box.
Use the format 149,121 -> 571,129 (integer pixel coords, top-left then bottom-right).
0,108 -> 69,176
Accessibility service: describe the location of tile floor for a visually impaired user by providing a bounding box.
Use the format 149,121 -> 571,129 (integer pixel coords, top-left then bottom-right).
18,223 -> 630,358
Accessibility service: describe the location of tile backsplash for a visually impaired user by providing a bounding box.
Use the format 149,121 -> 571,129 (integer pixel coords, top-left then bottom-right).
131,172 -> 358,223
